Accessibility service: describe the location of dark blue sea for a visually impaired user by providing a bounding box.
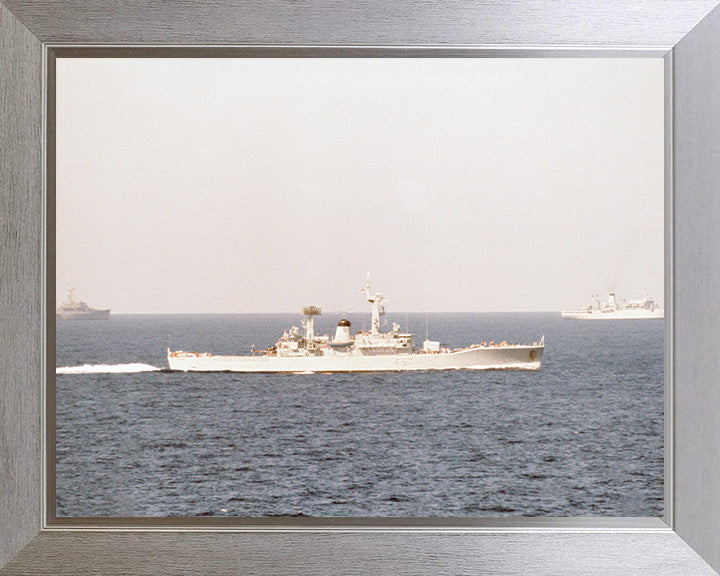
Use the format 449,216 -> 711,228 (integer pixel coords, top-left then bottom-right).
55,313 -> 663,518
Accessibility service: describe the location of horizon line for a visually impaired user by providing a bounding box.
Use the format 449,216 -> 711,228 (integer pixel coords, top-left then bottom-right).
61,310 -> 566,316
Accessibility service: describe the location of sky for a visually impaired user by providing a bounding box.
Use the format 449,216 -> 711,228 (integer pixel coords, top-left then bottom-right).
56,58 -> 664,314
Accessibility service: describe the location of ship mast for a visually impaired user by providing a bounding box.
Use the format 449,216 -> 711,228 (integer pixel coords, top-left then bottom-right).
302,306 -> 321,342
364,274 -> 385,336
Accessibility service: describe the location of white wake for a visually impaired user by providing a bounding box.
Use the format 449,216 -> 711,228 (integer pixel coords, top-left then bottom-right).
56,363 -> 162,374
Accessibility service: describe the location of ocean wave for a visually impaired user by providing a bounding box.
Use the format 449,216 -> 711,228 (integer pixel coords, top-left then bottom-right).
56,363 -> 162,374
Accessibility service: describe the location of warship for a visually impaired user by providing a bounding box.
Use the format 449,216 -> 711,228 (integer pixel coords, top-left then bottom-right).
56,288 -> 110,320
561,292 -> 663,320
167,276 -> 544,372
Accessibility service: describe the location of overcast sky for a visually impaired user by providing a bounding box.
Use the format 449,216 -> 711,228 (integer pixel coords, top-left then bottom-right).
56,58 -> 663,314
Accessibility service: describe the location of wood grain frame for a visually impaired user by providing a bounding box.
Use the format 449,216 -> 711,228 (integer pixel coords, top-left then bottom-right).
2,2 -> 720,574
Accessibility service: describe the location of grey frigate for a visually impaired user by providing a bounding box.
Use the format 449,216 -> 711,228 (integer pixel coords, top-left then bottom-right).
168,276 -> 544,372
561,292 -> 663,320
56,288 -> 110,320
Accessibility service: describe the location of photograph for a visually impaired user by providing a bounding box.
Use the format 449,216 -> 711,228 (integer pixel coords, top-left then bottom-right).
54,57 -> 664,518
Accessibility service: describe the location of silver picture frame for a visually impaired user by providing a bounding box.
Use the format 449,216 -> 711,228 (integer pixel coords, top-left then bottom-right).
2,2 -> 720,574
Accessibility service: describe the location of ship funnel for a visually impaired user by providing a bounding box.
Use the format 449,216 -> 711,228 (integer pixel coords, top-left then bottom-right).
608,293 -> 617,309
334,319 -> 352,343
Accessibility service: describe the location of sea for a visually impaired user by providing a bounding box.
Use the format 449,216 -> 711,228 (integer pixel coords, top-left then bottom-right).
55,312 -> 664,518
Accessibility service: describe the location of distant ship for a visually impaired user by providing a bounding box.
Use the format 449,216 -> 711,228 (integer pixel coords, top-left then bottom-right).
168,276 -> 544,372
56,288 -> 110,320
561,292 -> 663,320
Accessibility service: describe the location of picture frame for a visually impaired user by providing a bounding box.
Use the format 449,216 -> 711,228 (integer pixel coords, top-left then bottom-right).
2,1 -> 720,574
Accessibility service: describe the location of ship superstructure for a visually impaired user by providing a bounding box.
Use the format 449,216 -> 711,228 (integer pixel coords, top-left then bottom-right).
168,276 -> 544,372
561,292 -> 663,320
56,288 -> 110,320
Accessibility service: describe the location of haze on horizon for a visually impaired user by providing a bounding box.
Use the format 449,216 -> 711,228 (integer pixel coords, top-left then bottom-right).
56,58 -> 663,314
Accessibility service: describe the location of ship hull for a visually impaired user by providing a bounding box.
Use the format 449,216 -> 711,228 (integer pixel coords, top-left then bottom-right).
560,309 -> 663,320
56,309 -> 110,320
168,344 -> 543,372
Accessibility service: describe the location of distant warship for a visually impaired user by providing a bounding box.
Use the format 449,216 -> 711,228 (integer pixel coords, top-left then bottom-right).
168,276 -> 544,372
561,292 -> 663,320
56,288 -> 110,320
